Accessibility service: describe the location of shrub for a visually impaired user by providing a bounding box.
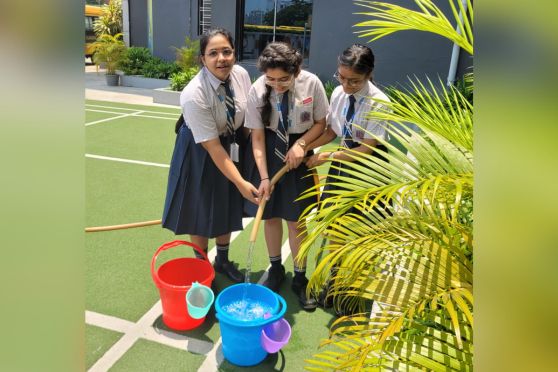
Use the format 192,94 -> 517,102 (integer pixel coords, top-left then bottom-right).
169,66 -> 200,91
323,80 -> 336,100
173,37 -> 200,71
119,47 -> 152,76
93,0 -> 122,37
142,59 -> 181,79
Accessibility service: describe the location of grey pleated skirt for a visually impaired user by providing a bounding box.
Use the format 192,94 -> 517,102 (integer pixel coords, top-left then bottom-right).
244,129 -> 317,222
162,125 -> 244,237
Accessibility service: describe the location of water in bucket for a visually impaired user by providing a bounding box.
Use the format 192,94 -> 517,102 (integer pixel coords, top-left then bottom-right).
222,298 -> 274,322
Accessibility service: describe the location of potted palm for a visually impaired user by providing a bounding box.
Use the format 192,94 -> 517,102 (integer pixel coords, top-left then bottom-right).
92,33 -> 126,86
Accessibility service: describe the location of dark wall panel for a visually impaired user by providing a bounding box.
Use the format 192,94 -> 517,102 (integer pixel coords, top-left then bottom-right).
129,0 -> 148,48
152,0 -> 195,61
309,0 -> 461,88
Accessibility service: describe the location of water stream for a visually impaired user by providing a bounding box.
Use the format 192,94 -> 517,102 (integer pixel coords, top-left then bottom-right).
244,241 -> 255,284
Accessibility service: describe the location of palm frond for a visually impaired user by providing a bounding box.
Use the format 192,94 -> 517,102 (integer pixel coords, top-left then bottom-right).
299,1 -> 473,370
354,0 -> 473,55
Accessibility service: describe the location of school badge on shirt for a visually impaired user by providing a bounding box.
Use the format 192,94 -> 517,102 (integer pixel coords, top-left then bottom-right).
300,97 -> 312,123
300,111 -> 311,123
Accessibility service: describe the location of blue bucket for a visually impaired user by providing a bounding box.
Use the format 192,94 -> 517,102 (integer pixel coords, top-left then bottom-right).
215,283 -> 287,366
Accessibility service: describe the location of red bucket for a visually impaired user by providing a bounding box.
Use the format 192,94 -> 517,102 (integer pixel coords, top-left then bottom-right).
151,240 -> 215,331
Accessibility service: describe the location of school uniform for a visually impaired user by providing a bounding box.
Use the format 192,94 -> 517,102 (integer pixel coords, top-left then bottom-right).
162,65 -> 251,237
321,81 -> 391,206
244,69 -> 329,221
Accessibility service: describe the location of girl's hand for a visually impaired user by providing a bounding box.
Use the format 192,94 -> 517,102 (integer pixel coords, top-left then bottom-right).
306,152 -> 330,168
258,179 -> 271,201
285,142 -> 305,169
237,180 -> 259,205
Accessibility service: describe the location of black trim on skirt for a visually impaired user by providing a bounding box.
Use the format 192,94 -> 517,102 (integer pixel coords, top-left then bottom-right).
321,143 -> 391,217
162,125 -> 246,237
243,128 -> 316,222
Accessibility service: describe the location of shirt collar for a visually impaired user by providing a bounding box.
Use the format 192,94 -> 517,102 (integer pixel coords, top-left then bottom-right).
352,82 -> 370,100
203,66 -> 228,90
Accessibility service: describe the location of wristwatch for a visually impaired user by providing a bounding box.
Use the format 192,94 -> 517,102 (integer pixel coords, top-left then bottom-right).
296,139 -> 306,149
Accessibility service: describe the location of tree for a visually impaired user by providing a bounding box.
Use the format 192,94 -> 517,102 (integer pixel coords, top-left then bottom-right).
298,0 -> 474,370
93,0 -> 122,37
263,0 -> 312,27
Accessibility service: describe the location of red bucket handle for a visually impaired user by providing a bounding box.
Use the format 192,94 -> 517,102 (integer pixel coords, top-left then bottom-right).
151,240 -> 209,287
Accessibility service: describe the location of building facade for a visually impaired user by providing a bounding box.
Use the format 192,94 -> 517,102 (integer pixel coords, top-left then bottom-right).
125,0 -> 471,88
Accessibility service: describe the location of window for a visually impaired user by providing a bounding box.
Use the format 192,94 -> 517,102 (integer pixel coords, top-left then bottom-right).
198,0 -> 212,35
241,0 -> 312,61
85,16 -> 95,33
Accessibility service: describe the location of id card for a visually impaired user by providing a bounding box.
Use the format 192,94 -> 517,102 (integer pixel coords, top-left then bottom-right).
230,142 -> 239,163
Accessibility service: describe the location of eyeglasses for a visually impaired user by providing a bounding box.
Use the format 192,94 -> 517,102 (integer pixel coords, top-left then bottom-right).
264,75 -> 293,87
204,48 -> 234,58
333,71 -> 366,88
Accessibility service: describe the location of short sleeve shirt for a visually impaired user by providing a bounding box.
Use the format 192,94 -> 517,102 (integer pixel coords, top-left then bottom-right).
180,65 -> 251,143
327,81 -> 391,143
245,69 -> 328,133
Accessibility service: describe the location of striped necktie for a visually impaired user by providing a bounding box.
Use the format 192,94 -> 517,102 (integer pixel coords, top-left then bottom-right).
221,80 -> 236,136
343,95 -> 356,148
274,90 -> 289,161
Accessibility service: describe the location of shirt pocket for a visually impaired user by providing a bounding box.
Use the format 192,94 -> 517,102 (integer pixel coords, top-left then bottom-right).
293,101 -> 313,132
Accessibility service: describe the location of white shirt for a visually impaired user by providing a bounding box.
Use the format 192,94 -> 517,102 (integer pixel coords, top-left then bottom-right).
327,81 -> 390,143
180,65 -> 251,143
245,70 -> 328,133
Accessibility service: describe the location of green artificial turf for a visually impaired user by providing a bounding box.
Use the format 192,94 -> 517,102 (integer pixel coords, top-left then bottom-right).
85,325 -> 123,369
86,110 -> 123,123
110,339 -> 206,372
85,99 -> 343,371
85,116 -> 176,165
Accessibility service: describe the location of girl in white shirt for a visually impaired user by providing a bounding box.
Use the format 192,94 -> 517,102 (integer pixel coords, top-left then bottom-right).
162,28 -> 259,283
244,42 -> 328,310
306,44 -> 391,313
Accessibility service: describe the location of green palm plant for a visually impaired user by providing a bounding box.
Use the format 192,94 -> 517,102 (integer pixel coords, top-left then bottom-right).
297,0 -> 473,370
92,33 -> 126,75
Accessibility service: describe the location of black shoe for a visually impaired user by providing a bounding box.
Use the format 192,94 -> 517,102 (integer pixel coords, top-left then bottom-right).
213,259 -> 243,283
317,286 -> 333,308
334,297 -> 362,317
292,277 -> 318,311
262,264 -> 286,292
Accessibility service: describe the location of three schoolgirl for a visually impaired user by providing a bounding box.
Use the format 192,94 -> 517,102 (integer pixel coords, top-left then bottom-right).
162,29 -> 388,311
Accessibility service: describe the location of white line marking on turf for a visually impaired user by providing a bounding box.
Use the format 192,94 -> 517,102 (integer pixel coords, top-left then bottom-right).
85,110 -> 144,126
86,108 -> 177,121
197,237 -> 292,372
86,108 -> 130,115
132,113 -> 176,121
85,154 -> 170,168
86,311 -> 135,334
87,220 -> 253,372
86,103 -> 180,116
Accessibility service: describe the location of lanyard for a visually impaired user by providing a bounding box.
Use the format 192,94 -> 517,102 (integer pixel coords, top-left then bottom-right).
341,95 -> 366,139
274,84 -> 295,129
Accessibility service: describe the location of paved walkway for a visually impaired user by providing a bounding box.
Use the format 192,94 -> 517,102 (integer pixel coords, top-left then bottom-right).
85,64 -> 178,107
